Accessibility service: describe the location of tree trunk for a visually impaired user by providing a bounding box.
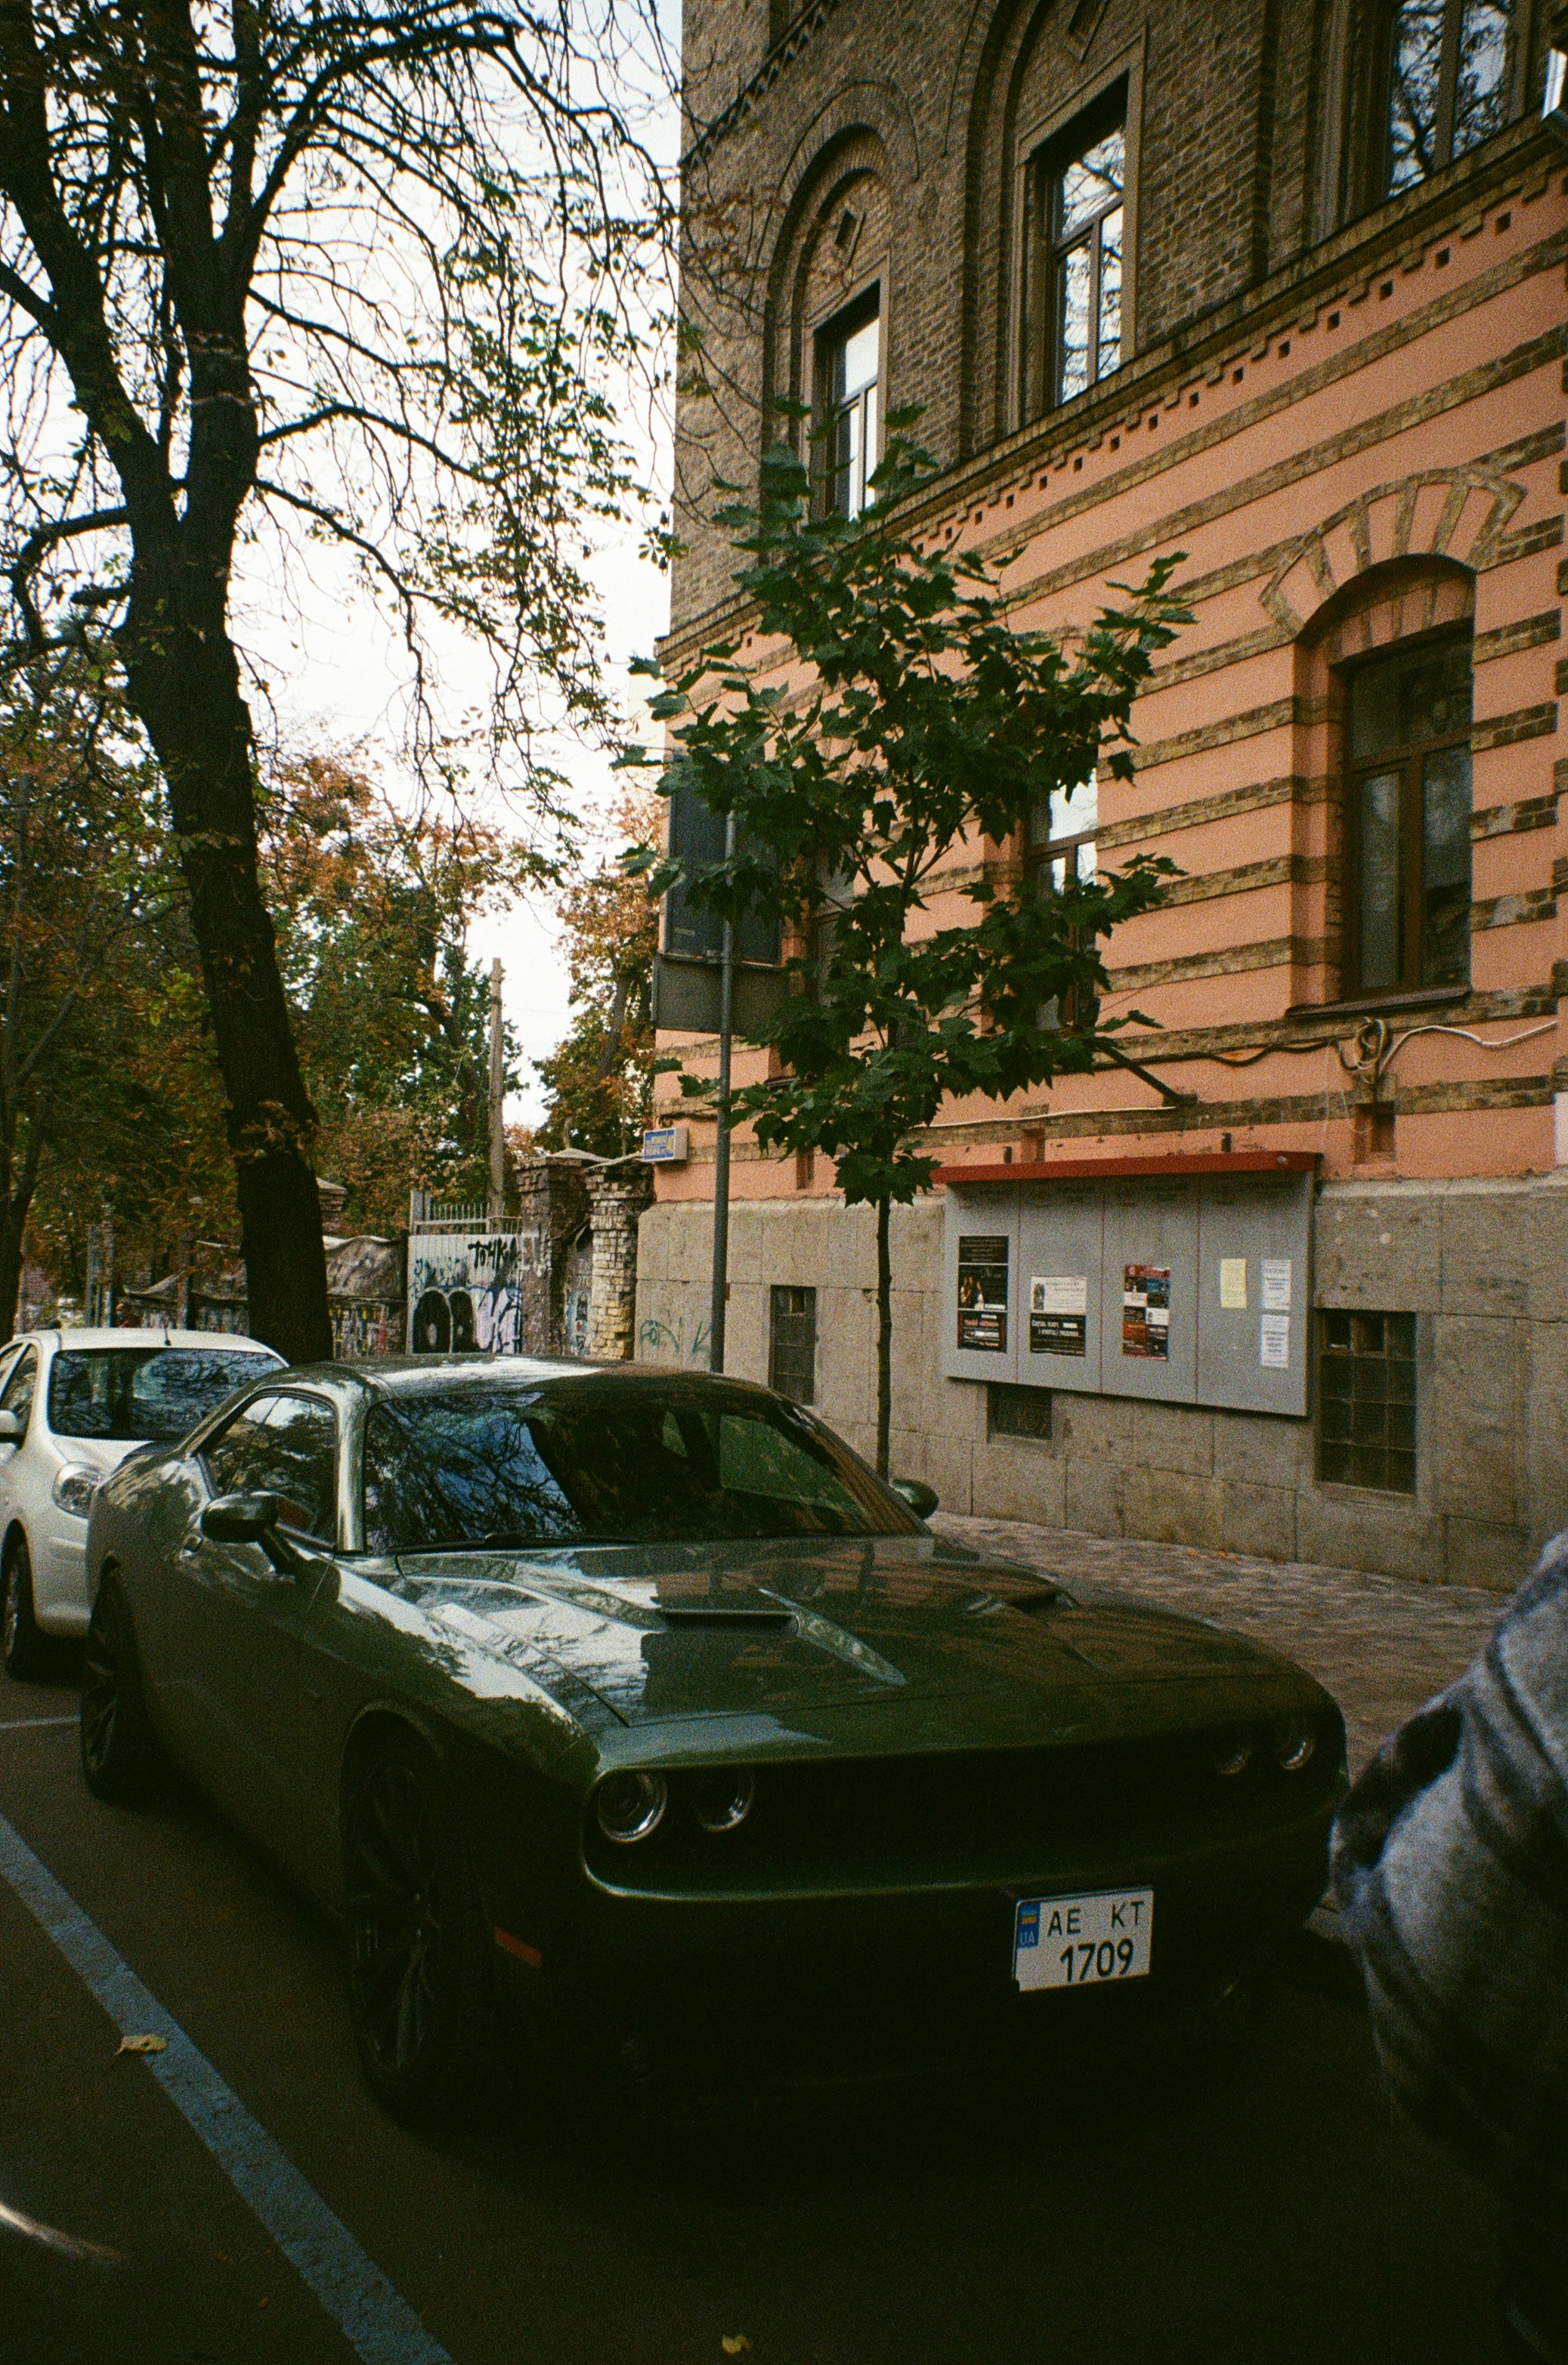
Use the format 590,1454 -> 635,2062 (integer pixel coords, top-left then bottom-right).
875,1192 -> 892,1478
122,620 -> 332,1365
0,1209 -> 23,1340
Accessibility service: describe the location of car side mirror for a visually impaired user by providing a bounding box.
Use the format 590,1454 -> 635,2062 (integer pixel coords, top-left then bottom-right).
0,1410 -> 22,1445
890,1477 -> 939,1520
201,1492 -> 283,1544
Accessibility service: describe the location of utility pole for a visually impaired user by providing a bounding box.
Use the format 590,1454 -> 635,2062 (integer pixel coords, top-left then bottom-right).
707,813 -> 736,1372
487,958 -> 506,1228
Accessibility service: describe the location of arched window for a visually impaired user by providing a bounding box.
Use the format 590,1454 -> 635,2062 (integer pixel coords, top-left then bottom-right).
1340,629 -> 1473,996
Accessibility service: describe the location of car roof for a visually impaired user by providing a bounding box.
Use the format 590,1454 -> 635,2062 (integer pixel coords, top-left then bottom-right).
279,1355 -> 774,1398
4,1329 -> 284,1353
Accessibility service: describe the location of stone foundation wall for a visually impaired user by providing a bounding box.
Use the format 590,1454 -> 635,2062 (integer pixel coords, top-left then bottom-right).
636,1176 -> 1568,1592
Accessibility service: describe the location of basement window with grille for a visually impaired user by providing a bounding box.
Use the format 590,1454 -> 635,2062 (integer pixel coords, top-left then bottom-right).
1316,1311 -> 1417,1492
988,1383 -> 1053,1442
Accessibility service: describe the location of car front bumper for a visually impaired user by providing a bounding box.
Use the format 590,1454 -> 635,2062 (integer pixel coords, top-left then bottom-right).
494,1801 -> 1338,2094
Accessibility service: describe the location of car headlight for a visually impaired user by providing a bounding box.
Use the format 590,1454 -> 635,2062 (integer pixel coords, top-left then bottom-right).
594,1771 -> 667,1844
1211,1733 -> 1253,1778
1274,1724 -> 1317,1773
52,1465 -> 103,1519
690,1769 -> 755,1834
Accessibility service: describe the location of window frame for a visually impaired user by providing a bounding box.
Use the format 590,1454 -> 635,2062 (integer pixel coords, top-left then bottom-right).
1018,76 -> 1130,425
1338,626 -> 1474,1000
199,1387 -> 342,1545
769,1285 -> 818,1406
1316,1310 -> 1418,1494
1365,0 -> 1524,204
0,1346 -> 38,1435
813,284 -> 882,521
1024,774 -> 1099,1029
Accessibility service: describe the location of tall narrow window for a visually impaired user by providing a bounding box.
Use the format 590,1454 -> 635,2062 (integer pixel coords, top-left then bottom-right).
1025,773 -> 1098,1027
769,1286 -> 817,1404
1384,0 -> 1515,193
817,291 -> 880,518
1026,97 -> 1124,415
1343,637 -> 1472,997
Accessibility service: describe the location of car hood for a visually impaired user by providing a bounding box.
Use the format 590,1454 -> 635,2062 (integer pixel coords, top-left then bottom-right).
390,1532 -> 1327,1737
49,1433 -> 151,1475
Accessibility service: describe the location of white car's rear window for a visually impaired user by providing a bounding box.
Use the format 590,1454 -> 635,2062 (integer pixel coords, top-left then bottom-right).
48,1348 -> 282,1443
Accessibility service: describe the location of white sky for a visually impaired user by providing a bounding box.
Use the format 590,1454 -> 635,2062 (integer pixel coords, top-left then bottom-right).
243,513 -> 670,1128
227,36 -> 682,1132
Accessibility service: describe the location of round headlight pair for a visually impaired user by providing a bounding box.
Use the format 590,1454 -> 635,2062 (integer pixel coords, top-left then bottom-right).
594,1768 -> 756,1845
1212,1725 -> 1317,1779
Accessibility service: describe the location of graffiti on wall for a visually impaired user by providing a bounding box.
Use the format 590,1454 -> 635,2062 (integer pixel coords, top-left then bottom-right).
408,1232 -> 523,1356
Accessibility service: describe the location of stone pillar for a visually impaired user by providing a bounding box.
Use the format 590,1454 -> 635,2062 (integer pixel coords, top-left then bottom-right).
585,1164 -> 654,1362
514,1155 -> 591,1356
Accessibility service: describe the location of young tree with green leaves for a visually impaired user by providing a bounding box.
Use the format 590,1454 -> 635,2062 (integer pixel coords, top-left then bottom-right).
631,429 -> 1189,1475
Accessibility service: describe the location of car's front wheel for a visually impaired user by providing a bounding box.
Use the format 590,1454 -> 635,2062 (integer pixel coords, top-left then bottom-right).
2,1533 -> 49,1680
342,1732 -> 493,2125
79,1575 -> 159,1799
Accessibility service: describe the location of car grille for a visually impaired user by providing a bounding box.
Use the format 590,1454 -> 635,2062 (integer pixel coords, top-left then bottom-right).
584,1714 -> 1345,1893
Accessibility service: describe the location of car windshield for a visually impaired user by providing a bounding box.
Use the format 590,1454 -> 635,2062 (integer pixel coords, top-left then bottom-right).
48,1348 -> 282,1443
361,1378 -> 921,1551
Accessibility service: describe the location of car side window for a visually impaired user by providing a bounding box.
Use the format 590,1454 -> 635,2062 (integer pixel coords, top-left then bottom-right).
253,1397 -> 339,1542
1,1348 -> 39,1434
202,1393 -> 284,1498
203,1393 -> 339,1542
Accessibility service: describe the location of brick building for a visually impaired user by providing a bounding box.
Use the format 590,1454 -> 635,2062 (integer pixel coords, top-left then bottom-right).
640,0 -> 1568,1590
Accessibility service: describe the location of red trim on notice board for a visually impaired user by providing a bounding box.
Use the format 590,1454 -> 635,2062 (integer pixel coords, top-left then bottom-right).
933,1151 -> 1319,1186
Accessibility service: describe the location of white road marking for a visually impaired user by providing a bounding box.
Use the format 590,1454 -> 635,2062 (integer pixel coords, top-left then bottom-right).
0,2194 -> 121,2265
0,1810 -> 455,2365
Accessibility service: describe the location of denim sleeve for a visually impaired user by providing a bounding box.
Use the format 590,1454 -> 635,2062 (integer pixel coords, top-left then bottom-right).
1330,1534 -> 1568,2198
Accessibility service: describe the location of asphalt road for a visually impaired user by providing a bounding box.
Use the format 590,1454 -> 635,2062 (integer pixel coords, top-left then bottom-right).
0,1656 -> 1513,2365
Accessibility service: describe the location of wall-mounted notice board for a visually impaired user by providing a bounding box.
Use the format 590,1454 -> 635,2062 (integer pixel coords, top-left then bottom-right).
939,1161 -> 1313,1417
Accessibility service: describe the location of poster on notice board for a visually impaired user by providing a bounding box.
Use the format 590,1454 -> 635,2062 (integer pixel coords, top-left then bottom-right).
1029,1274 -> 1088,1357
957,1235 -> 1010,1352
1121,1263 -> 1171,1359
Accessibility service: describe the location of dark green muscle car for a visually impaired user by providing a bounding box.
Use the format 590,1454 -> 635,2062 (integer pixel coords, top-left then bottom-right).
79,1356 -> 1345,2118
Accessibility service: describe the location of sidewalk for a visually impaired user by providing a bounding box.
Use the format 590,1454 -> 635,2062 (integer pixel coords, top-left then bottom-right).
932,1510 -> 1506,1779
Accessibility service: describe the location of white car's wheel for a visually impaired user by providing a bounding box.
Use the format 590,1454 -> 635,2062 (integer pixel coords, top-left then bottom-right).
1,1534 -> 49,1680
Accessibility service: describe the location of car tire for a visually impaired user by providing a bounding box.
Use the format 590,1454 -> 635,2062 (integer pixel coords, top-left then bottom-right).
79,1575 -> 159,1800
342,1732 -> 493,2125
2,1533 -> 50,1681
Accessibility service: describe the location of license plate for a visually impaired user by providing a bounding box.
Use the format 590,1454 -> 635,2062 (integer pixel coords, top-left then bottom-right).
1013,1887 -> 1154,1992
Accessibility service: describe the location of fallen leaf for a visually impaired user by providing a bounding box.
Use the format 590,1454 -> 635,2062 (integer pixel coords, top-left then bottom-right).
722,2342 -> 750,2357
116,2034 -> 168,2057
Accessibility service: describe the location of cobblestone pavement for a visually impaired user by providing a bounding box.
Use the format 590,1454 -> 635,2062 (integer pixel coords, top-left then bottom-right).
933,1510 -> 1508,1780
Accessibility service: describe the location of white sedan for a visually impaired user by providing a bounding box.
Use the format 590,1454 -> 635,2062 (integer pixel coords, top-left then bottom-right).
0,1326 -> 284,1677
